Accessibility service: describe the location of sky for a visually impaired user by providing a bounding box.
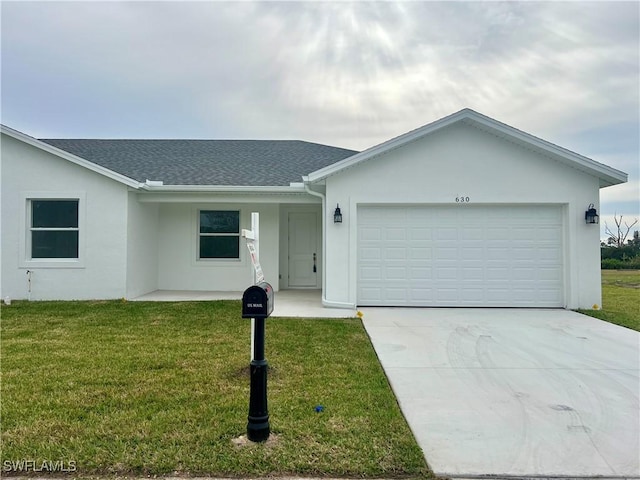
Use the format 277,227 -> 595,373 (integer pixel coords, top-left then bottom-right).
1,1 -> 639,239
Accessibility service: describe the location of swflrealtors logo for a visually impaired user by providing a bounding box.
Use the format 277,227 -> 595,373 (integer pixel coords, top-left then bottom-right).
3,459 -> 77,472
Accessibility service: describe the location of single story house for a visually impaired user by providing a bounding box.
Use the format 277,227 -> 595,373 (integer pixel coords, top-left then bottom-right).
1,109 -> 627,309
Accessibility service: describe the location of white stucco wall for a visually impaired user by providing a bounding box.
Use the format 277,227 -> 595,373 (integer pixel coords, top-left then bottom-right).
126,193 -> 159,298
323,122 -> 602,309
156,203 -> 280,292
1,134 -> 129,300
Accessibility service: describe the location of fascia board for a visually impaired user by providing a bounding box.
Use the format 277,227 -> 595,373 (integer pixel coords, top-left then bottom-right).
466,112 -> 628,187
1,125 -> 141,189
139,184 -> 308,193
306,108 -> 628,187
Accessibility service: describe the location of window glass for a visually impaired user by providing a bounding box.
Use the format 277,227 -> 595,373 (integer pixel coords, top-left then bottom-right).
200,236 -> 240,259
199,210 -> 240,259
32,231 -> 79,258
32,200 -> 78,228
200,211 -> 239,234
30,200 -> 79,259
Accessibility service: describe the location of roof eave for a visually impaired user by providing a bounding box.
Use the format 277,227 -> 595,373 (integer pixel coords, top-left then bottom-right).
1,124 -> 142,188
139,184 -> 309,193
466,111 -> 628,187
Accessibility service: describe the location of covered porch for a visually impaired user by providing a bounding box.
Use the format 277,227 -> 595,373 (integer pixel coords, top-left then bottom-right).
129,191 -> 326,299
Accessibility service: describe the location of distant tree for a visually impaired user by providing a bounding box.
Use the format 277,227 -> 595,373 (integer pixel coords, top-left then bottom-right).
605,214 -> 638,248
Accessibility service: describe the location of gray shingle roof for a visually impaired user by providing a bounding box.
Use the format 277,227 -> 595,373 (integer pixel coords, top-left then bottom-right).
39,139 -> 358,186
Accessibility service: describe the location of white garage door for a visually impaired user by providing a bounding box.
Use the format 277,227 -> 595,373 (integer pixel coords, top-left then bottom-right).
357,205 -> 564,307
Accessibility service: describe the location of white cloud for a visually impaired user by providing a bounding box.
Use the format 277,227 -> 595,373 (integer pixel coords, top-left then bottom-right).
602,180 -> 640,203
1,1 -> 638,157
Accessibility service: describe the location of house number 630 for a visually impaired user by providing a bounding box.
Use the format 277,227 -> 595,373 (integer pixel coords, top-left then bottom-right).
456,196 -> 470,203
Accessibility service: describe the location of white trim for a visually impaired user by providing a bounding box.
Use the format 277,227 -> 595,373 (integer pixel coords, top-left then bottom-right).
306,109 -> 628,187
196,209 -> 242,261
354,203 -> 566,307
19,191 -> 87,269
322,298 -> 357,309
1,125 -> 142,188
139,184 -> 308,193
137,191 -> 321,204
190,206 -> 247,268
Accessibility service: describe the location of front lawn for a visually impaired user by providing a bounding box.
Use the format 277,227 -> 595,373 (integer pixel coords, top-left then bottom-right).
0,300 -> 430,477
578,270 -> 640,331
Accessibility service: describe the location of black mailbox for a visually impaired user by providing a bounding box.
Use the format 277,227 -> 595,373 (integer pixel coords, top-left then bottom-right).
242,282 -> 274,319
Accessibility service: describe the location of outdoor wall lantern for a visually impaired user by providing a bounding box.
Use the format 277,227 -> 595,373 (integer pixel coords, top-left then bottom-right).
585,204 -> 599,224
333,204 -> 343,223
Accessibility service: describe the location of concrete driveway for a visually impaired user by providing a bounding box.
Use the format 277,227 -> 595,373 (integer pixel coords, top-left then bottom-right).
362,308 -> 640,477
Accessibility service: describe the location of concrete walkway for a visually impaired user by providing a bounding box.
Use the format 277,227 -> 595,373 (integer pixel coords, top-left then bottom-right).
362,308 -> 640,478
132,289 -> 357,318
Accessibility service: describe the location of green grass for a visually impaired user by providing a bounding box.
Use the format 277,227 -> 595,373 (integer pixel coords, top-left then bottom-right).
578,270 -> 640,331
0,300 -> 430,477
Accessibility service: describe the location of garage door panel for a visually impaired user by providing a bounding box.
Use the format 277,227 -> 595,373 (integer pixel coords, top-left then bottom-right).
461,247 -> 483,260
436,288 -> 459,302
410,267 -> 432,279
387,267 -> 408,279
410,228 -> 433,241
461,227 -> 484,240
359,287 -> 382,303
360,226 -> 382,240
462,267 -> 484,279
386,288 -> 408,301
537,227 -> 562,241
360,266 -> 382,281
511,227 -> 536,240
386,248 -> 407,259
486,265 -> 510,278
461,288 -> 484,302
386,228 -> 406,241
512,247 -> 536,260
410,289 -> 433,302
410,247 -> 432,259
487,247 -> 510,260
540,289 -> 563,303
437,228 -> 458,241
435,247 -> 457,259
539,267 -> 562,280
539,247 -> 561,262
513,267 -> 537,280
358,205 -> 564,307
436,267 -> 458,280
360,247 -> 381,261
486,227 -> 510,241
486,286 -> 509,296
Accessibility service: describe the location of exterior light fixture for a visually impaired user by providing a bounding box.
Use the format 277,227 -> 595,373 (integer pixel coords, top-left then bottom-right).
585,204 -> 599,224
333,204 -> 343,223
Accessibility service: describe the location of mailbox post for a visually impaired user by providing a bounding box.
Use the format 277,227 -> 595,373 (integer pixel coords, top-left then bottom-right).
242,282 -> 274,442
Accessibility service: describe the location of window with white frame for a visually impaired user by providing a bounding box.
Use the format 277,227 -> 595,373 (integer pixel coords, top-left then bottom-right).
30,199 -> 79,259
199,210 -> 240,259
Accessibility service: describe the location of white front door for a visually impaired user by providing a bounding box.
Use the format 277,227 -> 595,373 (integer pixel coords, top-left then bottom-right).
288,212 -> 319,288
